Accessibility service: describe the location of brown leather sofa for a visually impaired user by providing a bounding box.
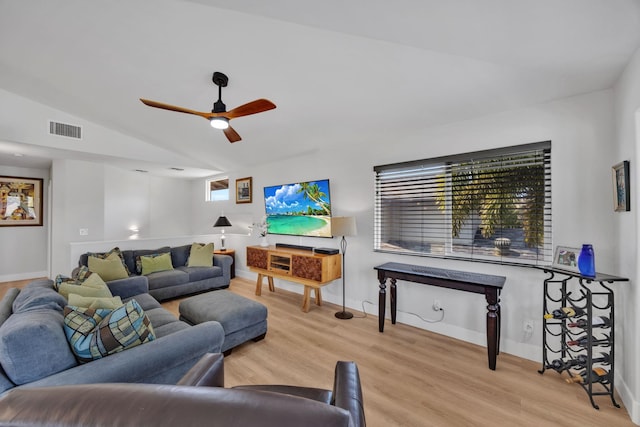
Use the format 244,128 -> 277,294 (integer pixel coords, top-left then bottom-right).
0,353 -> 366,426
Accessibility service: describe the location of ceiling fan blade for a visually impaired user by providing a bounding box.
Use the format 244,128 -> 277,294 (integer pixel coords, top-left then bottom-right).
140,98 -> 213,120
225,99 -> 276,119
223,126 -> 242,143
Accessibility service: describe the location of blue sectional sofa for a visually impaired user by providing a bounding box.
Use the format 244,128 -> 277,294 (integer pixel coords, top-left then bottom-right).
77,244 -> 233,301
0,278 -> 225,393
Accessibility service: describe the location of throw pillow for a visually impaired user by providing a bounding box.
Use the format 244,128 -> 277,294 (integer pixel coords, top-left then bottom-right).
140,252 -> 174,275
187,243 -> 214,267
63,300 -> 155,363
68,294 -> 123,310
88,252 -> 129,281
73,265 -> 94,282
58,274 -> 112,299
87,247 -> 132,276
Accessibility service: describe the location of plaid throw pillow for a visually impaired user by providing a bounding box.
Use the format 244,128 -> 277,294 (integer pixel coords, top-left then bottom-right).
63,300 -> 155,363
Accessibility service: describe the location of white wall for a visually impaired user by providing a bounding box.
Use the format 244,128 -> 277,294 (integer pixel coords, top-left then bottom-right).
0,165 -> 49,281
613,45 -> 640,424
50,160 -> 193,275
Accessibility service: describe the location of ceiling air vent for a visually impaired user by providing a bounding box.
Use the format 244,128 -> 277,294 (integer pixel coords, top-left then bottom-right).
49,120 -> 82,139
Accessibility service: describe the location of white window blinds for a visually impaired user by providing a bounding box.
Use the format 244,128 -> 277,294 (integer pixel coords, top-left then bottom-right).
374,141 -> 552,266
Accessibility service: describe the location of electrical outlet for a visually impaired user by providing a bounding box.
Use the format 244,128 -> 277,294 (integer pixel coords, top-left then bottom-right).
432,299 -> 443,312
79,228 -> 89,236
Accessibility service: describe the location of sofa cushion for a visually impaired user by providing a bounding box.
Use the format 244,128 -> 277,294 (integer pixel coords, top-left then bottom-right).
63,300 -> 155,363
88,253 -> 129,281
125,294 -> 162,311
68,294 -> 123,310
170,244 -> 191,268
140,253 -> 174,275
0,309 -> 78,384
145,269 -> 189,290
58,274 -> 113,299
134,247 -> 171,274
12,286 -> 67,314
187,243 -> 214,267
176,266 -> 222,282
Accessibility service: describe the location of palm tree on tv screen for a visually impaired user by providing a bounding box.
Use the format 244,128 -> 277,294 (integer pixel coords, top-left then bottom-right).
298,182 -> 331,215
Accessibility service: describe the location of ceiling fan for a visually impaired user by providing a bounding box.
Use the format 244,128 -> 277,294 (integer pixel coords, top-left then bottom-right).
140,72 -> 276,143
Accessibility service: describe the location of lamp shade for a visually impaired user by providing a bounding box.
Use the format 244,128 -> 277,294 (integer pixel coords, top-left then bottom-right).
213,216 -> 232,228
331,216 -> 357,237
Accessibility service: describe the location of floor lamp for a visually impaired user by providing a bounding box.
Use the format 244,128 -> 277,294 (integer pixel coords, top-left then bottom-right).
213,215 -> 232,251
331,216 -> 357,320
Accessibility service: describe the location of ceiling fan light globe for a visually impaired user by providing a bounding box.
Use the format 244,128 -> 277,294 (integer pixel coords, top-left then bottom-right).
210,117 -> 229,129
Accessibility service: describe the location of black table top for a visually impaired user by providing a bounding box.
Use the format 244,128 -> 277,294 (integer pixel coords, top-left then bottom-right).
375,262 -> 506,289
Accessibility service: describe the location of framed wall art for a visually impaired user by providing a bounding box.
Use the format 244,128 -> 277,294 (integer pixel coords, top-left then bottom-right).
0,176 -> 43,226
236,177 -> 252,204
552,246 -> 581,273
612,160 -> 630,212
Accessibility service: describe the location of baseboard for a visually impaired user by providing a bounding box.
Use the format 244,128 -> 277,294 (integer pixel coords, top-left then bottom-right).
615,372 -> 640,424
0,271 -> 49,283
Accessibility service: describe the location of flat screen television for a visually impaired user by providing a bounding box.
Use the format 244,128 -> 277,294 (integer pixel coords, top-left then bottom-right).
263,179 -> 332,238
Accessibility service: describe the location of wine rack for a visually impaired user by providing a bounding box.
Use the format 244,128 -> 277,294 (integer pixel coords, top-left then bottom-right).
538,268 -> 627,410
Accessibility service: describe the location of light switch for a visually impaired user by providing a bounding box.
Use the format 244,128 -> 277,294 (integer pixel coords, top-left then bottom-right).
79,228 -> 89,236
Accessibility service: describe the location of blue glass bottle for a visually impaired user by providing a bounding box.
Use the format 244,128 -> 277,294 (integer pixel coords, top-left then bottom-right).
578,244 -> 596,277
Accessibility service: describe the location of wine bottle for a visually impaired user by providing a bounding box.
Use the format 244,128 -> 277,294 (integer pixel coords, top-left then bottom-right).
567,316 -> 611,329
566,335 -> 611,347
546,357 -> 585,373
565,367 -> 609,384
544,306 -> 586,319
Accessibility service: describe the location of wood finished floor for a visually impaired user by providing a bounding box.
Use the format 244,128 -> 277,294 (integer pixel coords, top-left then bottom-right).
1,278 -> 635,427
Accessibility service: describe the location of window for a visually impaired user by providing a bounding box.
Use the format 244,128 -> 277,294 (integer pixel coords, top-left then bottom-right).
374,141 -> 551,267
206,178 -> 229,201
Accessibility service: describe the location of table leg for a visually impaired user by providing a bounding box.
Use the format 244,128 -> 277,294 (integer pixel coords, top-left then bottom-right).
390,278 -> 397,325
485,289 -> 500,370
255,274 -> 263,296
268,276 -> 275,292
378,276 -> 387,332
302,286 -> 311,312
314,288 -> 322,306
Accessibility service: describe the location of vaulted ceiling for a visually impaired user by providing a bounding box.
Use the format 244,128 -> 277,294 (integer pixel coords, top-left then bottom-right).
1,0 -> 639,177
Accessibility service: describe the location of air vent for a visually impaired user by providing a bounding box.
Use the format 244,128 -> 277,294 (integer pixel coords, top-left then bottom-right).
49,121 -> 82,139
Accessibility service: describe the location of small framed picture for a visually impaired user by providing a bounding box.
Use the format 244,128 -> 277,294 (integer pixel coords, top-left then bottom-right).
552,246 -> 581,273
235,177 -> 252,204
612,161 -> 630,212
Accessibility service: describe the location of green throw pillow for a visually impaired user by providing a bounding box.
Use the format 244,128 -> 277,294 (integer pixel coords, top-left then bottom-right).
140,252 -> 174,275
58,273 -> 112,299
187,243 -> 214,267
68,294 -> 123,310
88,252 -> 129,281
87,247 -> 132,276
63,300 -> 155,363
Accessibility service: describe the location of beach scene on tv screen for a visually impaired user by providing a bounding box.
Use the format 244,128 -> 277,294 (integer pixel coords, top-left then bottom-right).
264,180 -> 332,237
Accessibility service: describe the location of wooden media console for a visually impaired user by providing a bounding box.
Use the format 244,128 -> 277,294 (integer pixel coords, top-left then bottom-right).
246,245 -> 342,312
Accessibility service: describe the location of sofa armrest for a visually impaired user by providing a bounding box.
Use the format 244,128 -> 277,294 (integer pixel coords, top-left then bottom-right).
20,321 -> 225,389
333,361 -> 366,427
213,254 -> 233,282
176,353 -> 225,387
106,275 -> 149,299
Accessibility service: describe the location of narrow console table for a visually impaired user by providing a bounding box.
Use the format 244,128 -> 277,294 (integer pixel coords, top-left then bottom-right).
247,245 -> 342,312
374,262 -> 506,370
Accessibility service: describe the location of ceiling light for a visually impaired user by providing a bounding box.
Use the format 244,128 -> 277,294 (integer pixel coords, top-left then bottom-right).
210,117 -> 229,130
